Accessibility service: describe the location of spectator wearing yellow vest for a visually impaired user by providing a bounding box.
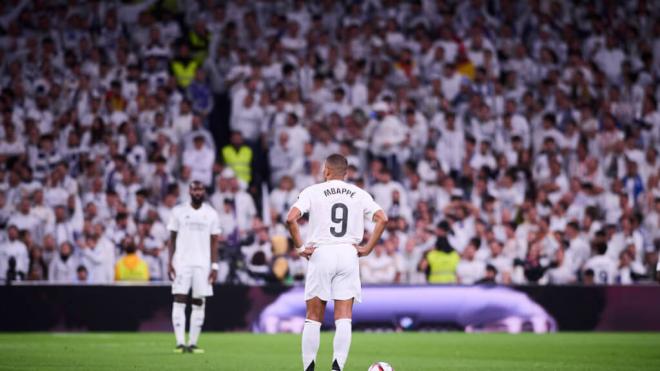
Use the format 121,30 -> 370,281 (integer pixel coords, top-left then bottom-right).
221,131 -> 253,185
171,43 -> 199,89
115,237 -> 150,282
188,20 -> 210,64
419,221 -> 460,284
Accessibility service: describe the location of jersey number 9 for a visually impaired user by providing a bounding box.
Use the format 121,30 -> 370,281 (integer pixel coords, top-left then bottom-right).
330,203 -> 348,237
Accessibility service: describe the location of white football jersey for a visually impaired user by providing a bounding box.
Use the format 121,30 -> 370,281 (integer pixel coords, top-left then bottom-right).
456,259 -> 486,284
167,202 -> 221,268
291,179 -> 383,246
583,255 -> 618,284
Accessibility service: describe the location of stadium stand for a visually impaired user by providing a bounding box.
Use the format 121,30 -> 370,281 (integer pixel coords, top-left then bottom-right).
0,0 -> 659,286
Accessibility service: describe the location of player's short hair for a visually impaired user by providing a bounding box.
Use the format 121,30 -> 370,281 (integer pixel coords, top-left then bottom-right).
593,241 -> 608,255
324,154 -> 348,176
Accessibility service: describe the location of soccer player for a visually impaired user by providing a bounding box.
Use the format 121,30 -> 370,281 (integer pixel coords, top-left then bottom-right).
286,154 -> 388,371
167,180 -> 221,353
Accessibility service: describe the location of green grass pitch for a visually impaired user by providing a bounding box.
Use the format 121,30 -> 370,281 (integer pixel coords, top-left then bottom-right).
0,332 -> 659,370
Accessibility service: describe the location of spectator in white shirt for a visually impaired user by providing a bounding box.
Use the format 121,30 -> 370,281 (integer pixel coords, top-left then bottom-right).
172,99 -> 193,140
369,102 -> 406,167
310,128 -> 340,164
440,63 -> 463,103
370,168 -> 407,213
398,237 -> 426,284
416,145 -> 449,183
220,175 -> 257,233
616,249 -> 647,284
269,132 -> 302,185
307,74 -> 332,108
8,198 -> 41,241
30,190 -> 54,237
0,225 -> 29,283
182,135 -> 215,187
48,241 -> 77,283
469,140 -> 497,173
78,230 -> 115,284
279,112 -> 310,157
593,35 -> 626,83
269,176 -> 298,224
0,123 -> 25,158
114,168 -> 142,212
360,243 -> 397,284
136,219 -> 167,281
344,69 -> 368,109
46,204 -> 81,247
402,108 -> 429,160
241,223 -> 274,268
435,112 -> 464,174
323,87 -> 352,118
280,20 -> 307,52
231,93 -> 264,144
607,216 -> 644,264
564,221 -> 591,273
546,247 -> 576,284
456,241 -> 486,284
486,240 -> 514,282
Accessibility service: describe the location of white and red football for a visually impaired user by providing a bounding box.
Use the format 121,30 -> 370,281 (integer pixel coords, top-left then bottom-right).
368,362 -> 394,371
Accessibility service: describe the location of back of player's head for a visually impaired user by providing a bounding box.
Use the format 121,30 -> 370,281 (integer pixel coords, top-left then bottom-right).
324,154 -> 348,177
583,268 -> 595,279
593,241 -> 608,255
486,264 -> 498,275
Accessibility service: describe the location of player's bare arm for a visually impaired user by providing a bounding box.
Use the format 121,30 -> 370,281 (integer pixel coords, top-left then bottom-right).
286,206 -> 315,259
168,231 -> 177,280
208,234 -> 219,283
355,210 -> 388,257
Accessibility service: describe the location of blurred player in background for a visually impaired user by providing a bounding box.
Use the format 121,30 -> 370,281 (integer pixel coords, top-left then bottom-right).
287,154 -> 388,371
167,180 -> 221,353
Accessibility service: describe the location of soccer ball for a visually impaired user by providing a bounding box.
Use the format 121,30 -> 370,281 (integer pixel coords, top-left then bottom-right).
368,362 -> 394,371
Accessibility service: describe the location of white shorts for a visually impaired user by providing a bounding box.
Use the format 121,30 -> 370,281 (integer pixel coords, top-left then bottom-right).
171,266 -> 213,298
305,244 -> 361,303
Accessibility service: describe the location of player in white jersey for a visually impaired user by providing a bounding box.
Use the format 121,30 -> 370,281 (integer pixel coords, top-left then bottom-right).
286,154 -> 388,371
583,241 -> 617,284
167,181 -> 221,354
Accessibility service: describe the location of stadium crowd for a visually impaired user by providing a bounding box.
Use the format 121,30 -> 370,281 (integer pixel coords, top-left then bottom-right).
1,0 -> 660,286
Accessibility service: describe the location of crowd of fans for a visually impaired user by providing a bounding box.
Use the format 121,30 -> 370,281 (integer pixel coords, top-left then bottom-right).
1,0 -> 660,286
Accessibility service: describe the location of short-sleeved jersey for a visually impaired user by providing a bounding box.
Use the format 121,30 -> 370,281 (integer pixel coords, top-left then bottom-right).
167,202 -> 221,268
291,179 -> 382,246
584,255 -> 617,284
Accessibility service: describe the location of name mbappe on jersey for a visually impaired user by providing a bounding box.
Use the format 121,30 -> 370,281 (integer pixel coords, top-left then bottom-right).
323,187 -> 356,198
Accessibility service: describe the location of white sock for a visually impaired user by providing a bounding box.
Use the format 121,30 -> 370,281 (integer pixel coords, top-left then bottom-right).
302,319 -> 321,370
172,302 -> 186,346
189,300 -> 205,346
333,319 -> 352,370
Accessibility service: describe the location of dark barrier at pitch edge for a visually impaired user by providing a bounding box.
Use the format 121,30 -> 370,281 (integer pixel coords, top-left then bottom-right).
0,284 -> 658,332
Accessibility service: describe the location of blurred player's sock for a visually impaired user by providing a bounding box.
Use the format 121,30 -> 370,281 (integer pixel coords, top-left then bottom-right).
188,300 -> 205,347
332,318 -> 352,370
302,319 -> 321,370
172,302 -> 186,346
